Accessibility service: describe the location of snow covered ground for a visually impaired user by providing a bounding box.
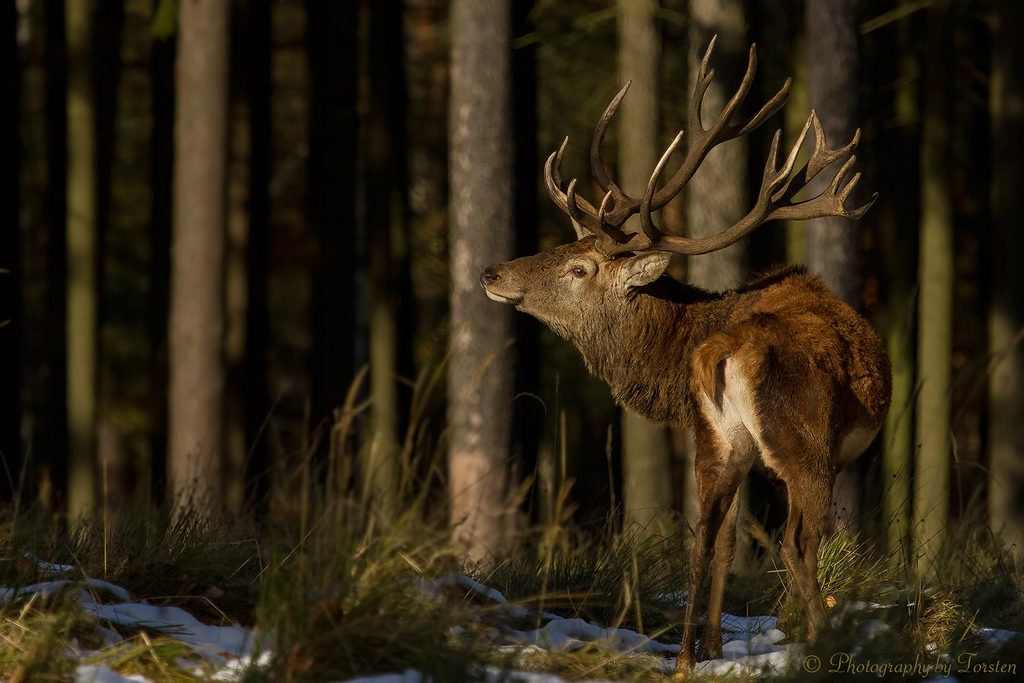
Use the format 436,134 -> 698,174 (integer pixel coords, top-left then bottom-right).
2,557 -> 1016,683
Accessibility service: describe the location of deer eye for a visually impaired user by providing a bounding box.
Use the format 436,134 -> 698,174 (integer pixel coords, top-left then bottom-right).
570,266 -> 588,278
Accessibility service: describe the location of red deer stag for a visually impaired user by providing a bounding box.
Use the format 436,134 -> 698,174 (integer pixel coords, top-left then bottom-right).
480,39 -> 892,671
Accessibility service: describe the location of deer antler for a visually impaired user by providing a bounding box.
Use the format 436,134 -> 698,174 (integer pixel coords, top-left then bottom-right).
544,37 -> 876,257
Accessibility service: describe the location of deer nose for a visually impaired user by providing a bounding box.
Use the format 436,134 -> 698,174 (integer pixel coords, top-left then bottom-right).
480,266 -> 500,288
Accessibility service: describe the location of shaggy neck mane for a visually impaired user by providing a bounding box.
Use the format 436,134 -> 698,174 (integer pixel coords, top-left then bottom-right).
571,277 -> 733,424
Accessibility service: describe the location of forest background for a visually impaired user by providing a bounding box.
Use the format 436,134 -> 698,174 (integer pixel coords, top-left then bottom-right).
0,0 -> 1022,575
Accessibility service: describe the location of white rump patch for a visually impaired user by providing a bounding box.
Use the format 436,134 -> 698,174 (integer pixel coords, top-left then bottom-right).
698,357 -> 764,470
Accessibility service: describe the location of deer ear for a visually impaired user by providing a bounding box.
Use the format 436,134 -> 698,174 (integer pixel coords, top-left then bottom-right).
617,251 -> 671,289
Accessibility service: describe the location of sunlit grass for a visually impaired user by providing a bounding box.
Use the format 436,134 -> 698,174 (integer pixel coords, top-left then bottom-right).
2,365 -> 1023,683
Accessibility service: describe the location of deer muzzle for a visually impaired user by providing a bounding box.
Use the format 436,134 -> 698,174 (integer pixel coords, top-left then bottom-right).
480,264 -> 522,305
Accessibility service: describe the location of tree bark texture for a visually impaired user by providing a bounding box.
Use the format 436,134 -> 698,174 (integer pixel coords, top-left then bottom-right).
617,0 -> 672,537
66,0 -> 98,521
448,0 -> 516,561
168,0 -> 230,515
686,0 -> 748,293
685,0 -> 749,557
987,0 -> 1024,561
805,0 -> 861,306
805,0 -> 863,530
914,0 -> 952,573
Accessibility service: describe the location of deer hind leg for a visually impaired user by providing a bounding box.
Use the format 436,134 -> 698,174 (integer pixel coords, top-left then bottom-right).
676,423 -> 746,671
779,465 -> 832,641
702,487 -> 740,660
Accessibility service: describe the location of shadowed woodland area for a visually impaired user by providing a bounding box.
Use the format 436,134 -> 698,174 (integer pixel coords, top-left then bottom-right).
1,0 -> 1023,584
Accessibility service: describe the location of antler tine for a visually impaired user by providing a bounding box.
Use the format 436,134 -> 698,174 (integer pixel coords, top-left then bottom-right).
772,111 -> 866,206
565,178 -> 589,227
646,41 -> 790,212
540,39 -> 875,257
544,137 -> 601,228
591,82 -> 631,193
805,111 -> 860,182
636,131 -> 685,251
627,106 -> 873,256
543,137 -> 570,211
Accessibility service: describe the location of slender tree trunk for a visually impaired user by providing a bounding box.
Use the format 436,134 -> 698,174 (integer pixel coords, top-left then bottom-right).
685,0 -> 749,561
362,0 -> 405,516
168,0 -> 230,516
805,0 -> 863,531
0,0 -> 22,503
686,0 -> 748,292
448,0 -> 515,562
914,0 -> 952,573
617,0 -> 672,537
243,0 -> 271,512
148,29 -> 175,508
307,0 -> 357,492
987,0 -> 1024,561
65,0 -> 98,522
225,0 -> 254,514
42,0 -> 70,509
404,0 -> 449,368
881,0 -> 919,559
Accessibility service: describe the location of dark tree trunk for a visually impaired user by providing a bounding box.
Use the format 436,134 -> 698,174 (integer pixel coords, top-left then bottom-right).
448,0 -> 516,561
878,0 -> 921,560
404,0 -> 450,370
39,0 -> 69,509
306,0 -> 358,459
223,0 -> 272,514
243,0 -> 272,512
148,33 -> 175,505
512,0 -> 541,507
988,0 -> 1024,561
361,0 -> 407,513
0,0 -> 23,502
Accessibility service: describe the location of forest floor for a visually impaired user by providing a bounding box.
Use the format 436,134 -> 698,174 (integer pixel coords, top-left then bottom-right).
1,504 -> 1023,683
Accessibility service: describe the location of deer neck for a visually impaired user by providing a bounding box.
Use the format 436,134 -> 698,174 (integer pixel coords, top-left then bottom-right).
573,277 -> 734,425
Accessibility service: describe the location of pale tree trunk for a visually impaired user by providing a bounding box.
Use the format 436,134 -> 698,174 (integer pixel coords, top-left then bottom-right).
686,0 -> 748,292
168,0 -> 230,517
66,0 -> 98,523
448,0 -> 515,562
987,0 -> 1024,562
914,0 -> 952,574
805,0 -> 862,531
881,0 -> 918,559
617,0 -> 672,538
685,0 -> 749,561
